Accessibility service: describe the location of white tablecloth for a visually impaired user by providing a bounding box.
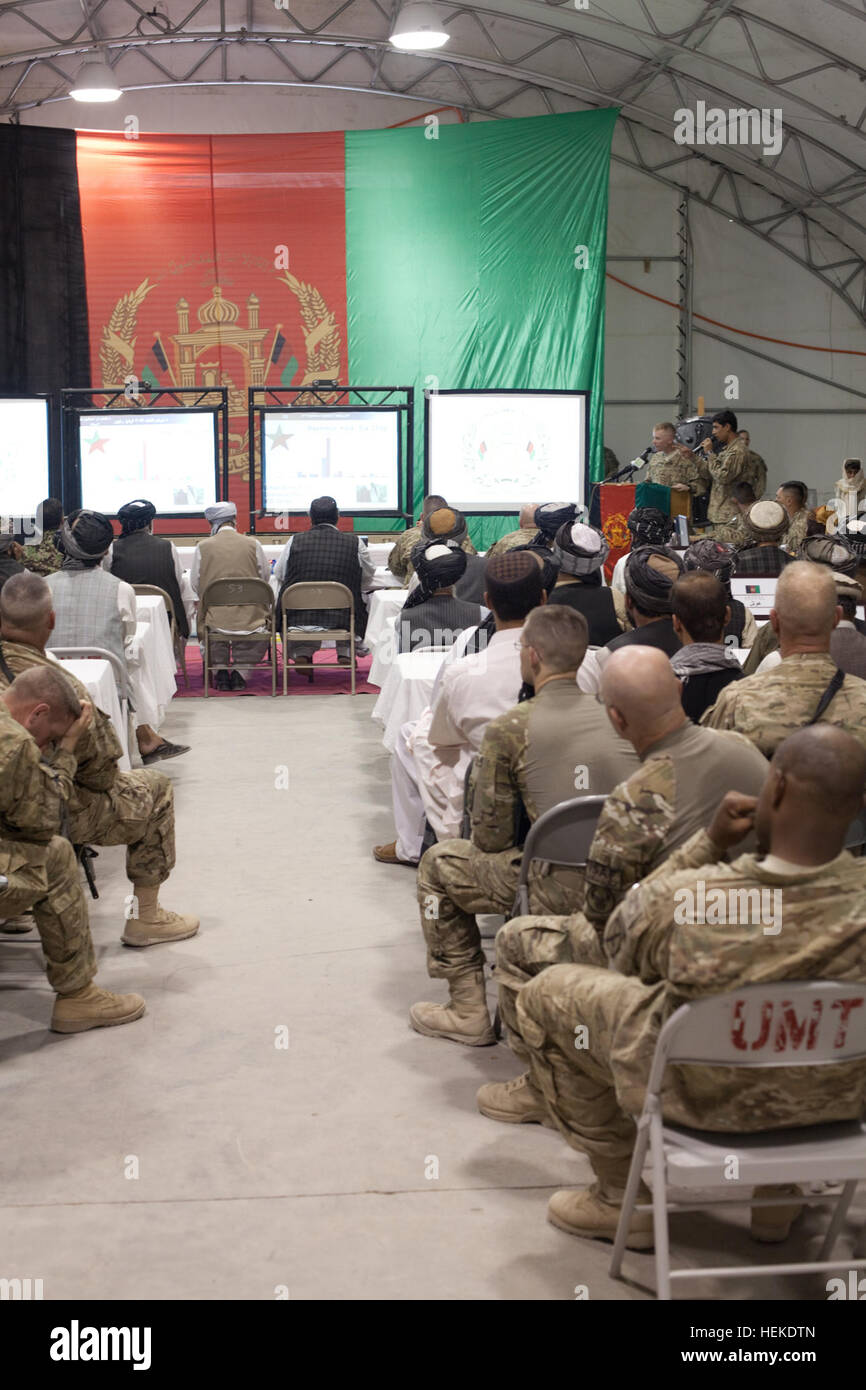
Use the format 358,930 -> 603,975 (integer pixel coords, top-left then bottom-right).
129,595 -> 177,729
56,658 -> 132,772
372,649 -> 450,753
366,590 -> 409,687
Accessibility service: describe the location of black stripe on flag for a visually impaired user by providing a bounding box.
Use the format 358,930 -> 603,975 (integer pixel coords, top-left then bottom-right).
152,339 -> 168,372
271,333 -> 286,366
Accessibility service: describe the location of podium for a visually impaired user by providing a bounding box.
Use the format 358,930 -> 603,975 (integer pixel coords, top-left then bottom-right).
592,481 -> 672,581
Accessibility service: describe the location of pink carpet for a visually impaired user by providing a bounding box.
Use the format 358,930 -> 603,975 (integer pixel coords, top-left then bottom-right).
174,645 -> 378,697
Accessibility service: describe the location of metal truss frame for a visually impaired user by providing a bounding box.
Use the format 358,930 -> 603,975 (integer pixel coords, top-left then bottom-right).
0,0 -> 864,326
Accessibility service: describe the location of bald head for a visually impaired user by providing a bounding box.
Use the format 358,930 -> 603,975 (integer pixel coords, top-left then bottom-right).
0,571 -> 54,646
772,562 -> 839,650
519,502 -> 539,528
755,724 -> 866,858
600,646 -> 687,752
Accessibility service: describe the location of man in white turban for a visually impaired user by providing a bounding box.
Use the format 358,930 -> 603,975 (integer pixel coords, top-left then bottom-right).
190,504 -> 271,691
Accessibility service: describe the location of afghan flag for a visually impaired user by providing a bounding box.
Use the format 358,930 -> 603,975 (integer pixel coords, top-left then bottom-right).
68,111 -> 617,540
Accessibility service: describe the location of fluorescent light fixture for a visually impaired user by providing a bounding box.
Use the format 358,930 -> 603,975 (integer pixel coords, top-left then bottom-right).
70,62 -> 123,102
390,2 -> 448,50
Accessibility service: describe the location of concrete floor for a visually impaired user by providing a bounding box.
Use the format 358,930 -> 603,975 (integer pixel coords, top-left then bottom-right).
1,693 -> 862,1300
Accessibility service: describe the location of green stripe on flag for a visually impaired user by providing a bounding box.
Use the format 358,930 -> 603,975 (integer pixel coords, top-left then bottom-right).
345,109 -> 617,548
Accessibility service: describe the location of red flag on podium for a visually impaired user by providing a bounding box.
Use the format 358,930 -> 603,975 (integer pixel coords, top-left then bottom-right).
599,484 -> 636,582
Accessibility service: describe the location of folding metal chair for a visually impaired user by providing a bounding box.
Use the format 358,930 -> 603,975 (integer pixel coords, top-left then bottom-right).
133,583 -> 188,688
199,577 -> 277,697
510,794 -> 606,917
610,981 -> 866,1299
280,582 -> 357,695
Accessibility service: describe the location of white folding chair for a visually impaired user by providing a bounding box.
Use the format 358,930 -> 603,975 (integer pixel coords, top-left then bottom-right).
610,981 -> 866,1299
510,794 -> 606,917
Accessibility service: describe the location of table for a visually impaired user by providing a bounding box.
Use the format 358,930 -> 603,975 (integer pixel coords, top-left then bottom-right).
366,590 -> 409,688
56,657 -> 132,772
129,595 -> 177,729
372,649 -> 450,753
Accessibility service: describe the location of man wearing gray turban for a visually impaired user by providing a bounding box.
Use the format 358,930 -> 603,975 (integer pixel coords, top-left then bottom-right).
397,541 -> 483,654
577,545 -> 684,695
191,502 -> 271,691
46,510 -> 137,677
547,521 -> 619,645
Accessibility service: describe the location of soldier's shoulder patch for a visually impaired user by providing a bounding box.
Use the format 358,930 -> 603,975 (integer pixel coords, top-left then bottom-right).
623,754 -> 676,809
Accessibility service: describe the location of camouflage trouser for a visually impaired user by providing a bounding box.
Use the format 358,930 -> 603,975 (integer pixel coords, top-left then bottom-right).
68,769 -> 175,887
517,963 -> 665,1185
495,910 -> 604,1061
0,836 -> 96,995
416,838 -> 585,983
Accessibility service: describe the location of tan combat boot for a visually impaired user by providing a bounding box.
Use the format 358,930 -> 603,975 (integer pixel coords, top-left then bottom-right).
750,1184 -> 805,1243
0,914 -> 35,934
409,970 -> 496,1046
51,984 -> 146,1034
122,884 -> 200,947
477,1073 -> 554,1126
548,1179 -> 655,1250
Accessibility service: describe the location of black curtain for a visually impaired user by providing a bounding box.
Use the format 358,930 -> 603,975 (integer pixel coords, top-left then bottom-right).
0,125 -> 90,504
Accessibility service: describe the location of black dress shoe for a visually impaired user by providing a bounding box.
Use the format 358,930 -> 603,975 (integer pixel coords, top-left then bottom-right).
215,670 -> 231,691
229,670 -> 246,690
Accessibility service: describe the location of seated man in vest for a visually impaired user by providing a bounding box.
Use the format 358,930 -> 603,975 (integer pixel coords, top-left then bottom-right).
374,552 -> 544,865
546,521 -> 620,646
0,573 -> 199,948
732,500 -> 792,578
275,495 -> 373,674
578,546 -> 684,696
396,541 -> 483,654
682,537 -> 757,650
410,605 -> 640,1047
702,562 -> 866,755
110,498 -> 196,646
830,573 -> 866,678
1,667 -> 146,1032
20,497 -> 64,576
516,726 -> 866,1248
486,646 -> 768,1126
45,510 -> 182,761
191,501 -> 270,691
670,571 -> 744,721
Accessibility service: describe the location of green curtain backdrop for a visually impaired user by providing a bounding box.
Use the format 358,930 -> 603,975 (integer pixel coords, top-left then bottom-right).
345,108 -> 618,549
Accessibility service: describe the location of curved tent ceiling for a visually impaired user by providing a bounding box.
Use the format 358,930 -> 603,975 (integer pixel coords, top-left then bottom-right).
0,0 -> 864,323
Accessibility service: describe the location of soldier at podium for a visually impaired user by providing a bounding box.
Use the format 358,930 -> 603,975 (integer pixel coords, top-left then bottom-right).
645,422 -> 708,499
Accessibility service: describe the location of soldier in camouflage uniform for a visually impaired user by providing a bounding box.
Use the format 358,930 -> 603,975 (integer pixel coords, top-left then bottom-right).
485,504 -> 540,559
514,725 -> 866,1247
702,562 -> 866,754
0,667 -> 146,1032
388,500 -> 476,585
0,573 -> 198,947
645,424 -> 708,496
697,411 -> 764,525
483,647 -> 768,1124
777,482 -> 811,554
410,607 -> 640,1046
19,498 -> 64,577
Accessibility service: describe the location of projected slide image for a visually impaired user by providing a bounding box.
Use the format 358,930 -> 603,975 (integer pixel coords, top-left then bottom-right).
427,393 -> 586,512
0,398 -> 50,526
262,410 -> 400,513
79,412 -> 218,515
